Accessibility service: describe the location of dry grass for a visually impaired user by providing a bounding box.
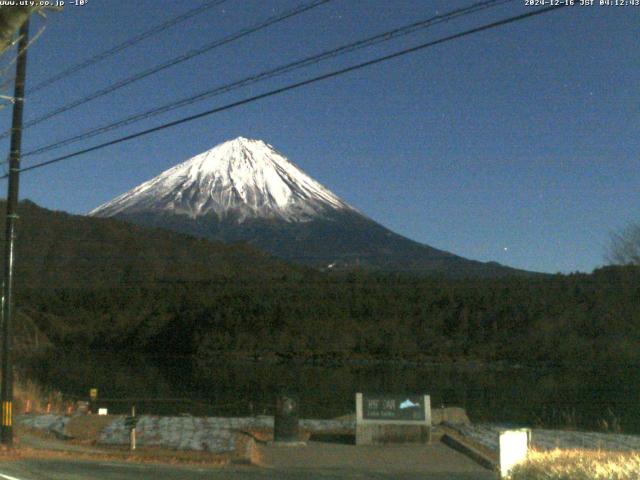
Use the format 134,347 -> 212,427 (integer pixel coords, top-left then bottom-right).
0,444 -> 236,466
509,449 -> 640,480
13,377 -> 70,414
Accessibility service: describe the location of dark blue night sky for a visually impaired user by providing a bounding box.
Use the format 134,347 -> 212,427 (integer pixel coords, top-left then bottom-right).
2,0 -> 638,273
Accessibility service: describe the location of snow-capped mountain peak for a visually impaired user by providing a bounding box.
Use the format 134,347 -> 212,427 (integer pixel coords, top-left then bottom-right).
90,137 -> 354,222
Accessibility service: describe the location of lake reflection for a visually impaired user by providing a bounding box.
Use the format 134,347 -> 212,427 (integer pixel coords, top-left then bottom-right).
26,352 -> 640,434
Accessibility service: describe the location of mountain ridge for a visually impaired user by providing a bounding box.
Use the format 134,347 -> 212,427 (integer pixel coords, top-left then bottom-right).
3,199 -> 301,290
90,137 -> 354,223
91,137 -> 535,277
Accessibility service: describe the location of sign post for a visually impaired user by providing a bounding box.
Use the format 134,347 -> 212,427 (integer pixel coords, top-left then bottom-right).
88,388 -> 98,414
356,393 -> 431,445
125,405 -> 137,451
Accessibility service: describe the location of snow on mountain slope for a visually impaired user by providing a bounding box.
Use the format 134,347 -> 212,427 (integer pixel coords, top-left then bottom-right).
88,137 -> 532,276
90,137 -> 354,222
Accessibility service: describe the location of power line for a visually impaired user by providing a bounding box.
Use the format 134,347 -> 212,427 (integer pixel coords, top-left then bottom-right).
0,0 -> 332,140
3,4 -> 568,180
27,0 -> 229,94
13,4 -> 567,176
23,0 -> 514,159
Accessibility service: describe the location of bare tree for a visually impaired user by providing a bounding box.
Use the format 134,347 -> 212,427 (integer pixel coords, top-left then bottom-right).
0,6 -> 37,55
607,223 -> 640,266
0,6 -> 60,110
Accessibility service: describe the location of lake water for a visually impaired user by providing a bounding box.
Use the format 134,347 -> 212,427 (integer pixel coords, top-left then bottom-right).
26,352 -> 640,434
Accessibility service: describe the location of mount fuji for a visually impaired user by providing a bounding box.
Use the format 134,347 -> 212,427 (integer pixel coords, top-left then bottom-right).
90,137 -> 525,276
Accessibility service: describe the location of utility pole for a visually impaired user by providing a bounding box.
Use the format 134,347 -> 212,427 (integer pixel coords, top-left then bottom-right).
1,18 -> 29,447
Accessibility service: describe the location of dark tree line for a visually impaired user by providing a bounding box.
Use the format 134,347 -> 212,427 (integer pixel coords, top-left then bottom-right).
18,265 -> 640,373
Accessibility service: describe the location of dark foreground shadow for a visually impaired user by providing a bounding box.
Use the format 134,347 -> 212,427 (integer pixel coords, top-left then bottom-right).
308,433 -> 356,445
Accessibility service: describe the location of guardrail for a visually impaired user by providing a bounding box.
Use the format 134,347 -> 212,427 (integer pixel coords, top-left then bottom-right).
84,397 -> 275,416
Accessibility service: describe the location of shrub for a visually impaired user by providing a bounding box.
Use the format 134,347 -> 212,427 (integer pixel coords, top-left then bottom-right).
509,449 -> 640,480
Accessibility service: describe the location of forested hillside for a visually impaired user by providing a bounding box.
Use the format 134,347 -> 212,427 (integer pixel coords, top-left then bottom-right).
1,200 -> 303,289
20,267 -> 640,370
3,200 -> 639,370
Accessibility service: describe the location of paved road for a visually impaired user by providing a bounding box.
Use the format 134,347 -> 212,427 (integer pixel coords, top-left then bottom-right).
0,442 -> 497,479
0,460 -> 495,480
258,441 -> 496,479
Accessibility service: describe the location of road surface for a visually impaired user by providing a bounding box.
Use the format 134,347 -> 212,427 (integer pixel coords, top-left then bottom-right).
0,441 -> 496,479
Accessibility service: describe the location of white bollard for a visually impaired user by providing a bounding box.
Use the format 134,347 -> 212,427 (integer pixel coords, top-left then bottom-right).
129,405 -> 137,451
499,428 -> 530,478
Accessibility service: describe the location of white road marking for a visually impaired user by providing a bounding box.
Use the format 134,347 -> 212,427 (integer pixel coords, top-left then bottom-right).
98,463 -> 151,469
0,472 -> 25,480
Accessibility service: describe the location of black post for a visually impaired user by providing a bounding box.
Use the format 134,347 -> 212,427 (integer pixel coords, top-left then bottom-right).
274,392 -> 300,443
1,19 -> 29,447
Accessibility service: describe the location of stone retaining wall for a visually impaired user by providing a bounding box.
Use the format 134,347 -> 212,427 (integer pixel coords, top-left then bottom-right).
19,414 -> 70,438
24,414 -> 638,455
18,414 -> 355,453
99,416 -> 353,452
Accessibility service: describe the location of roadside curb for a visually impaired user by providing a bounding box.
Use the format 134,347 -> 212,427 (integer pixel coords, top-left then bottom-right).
440,425 -> 497,471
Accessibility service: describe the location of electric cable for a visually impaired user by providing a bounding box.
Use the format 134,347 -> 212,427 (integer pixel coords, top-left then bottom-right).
27,0 -> 230,94
0,0 -> 332,140
1,4 -> 568,180
23,0 -> 514,159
